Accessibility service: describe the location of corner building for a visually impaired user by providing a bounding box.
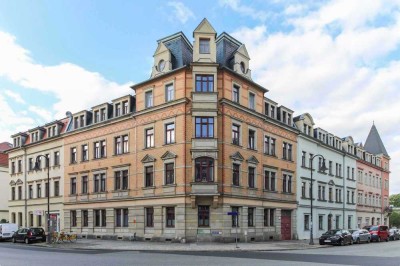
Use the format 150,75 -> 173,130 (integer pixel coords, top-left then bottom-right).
64,19 -> 298,242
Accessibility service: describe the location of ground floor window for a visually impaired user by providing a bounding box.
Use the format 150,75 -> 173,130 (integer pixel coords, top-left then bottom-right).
248,208 -> 255,227
232,206 -> 239,227
166,207 -> 175,228
304,214 -> 310,230
29,213 -> 34,227
18,212 -> 22,227
348,216 -> 352,229
71,210 -> 77,227
115,209 -> 129,227
82,210 -> 88,227
264,209 -> 275,226
94,209 -> 106,227
318,215 -> 323,230
198,206 -> 210,227
146,207 -> 154,227
335,215 -> 340,229
38,215 -> 42,226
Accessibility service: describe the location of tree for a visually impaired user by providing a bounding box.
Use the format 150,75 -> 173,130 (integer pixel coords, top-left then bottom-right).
390,211 -> 400,228
390,194 -> 400,207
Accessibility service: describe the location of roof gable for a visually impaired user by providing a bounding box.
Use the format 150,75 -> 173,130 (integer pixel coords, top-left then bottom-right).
193,18 -> 217,36
235,44 -> 250,59
364,124 -> 389,157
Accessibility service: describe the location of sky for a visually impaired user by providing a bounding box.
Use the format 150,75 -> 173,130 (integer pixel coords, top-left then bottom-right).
0,0 -> 399,194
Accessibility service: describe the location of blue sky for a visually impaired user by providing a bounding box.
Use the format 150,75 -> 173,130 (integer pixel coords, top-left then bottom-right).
1,0 -> 400,193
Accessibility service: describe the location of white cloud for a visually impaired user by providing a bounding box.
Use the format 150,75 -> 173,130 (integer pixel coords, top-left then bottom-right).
28,105 -> 53,122
167,1 -> 195,24
219,0 -> 268,22
230,1 -> 400,194
0,31 -> 133,126
3,89 -> 25,104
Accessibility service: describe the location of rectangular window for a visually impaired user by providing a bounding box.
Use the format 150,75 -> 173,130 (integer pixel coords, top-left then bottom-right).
122,101 -> 129,114
82,210 -> 88,227
288,144 -> 292,161
54,181 -> 59,197
232,84 -> 239,103
145,91 -> 153,108
302,151 -> 306,167
145,128 -> 154,148
115,209 -> 129,227
54,151 -> 60,166
319,215 -> 323,230
82,176 -> 88,194
100,108 -> 106,121
115,136 -> 122,155
165,123 -> 175,144
248,129 -> 255,150
17,186 -> 22,200
123,135 -> 129,153
94,174 -> 106,192
82,144 -> 88,161
94,141 -> 100,159
329,161 -> 332,175
231,206 -> 239,227
302,182 -> 306,198
270,105 -> 275,118
199,38 -> 210,54
146,207 -> 154,227
198,206 -> 210,227
37,184 -> 42,198
232,164 -> 240,186
71,147 -> 77,163
195,75 -> 214,92
115,170 -> 129,190
166,207 -> 175,228
29,213 -> 33,227
101,140 -> 106,157
165,83 -> 174,102
264,170 -> 276,191
270,138 -> 276,156
71,211 -> 77,227
45,182 -> 49,198
29,158 -> 33,171
264,136 -> 270,154
335,215 -> 340,229
283,174 -> 292,193
195,117 -> 214,138
249,92 -> 255,109
232,124 -> 240,145
145,166 -> 154,187
165,163 -> 174,185
94,110 -> 99,123
70,178 -> 76,195
304,214 -> 310,230
348,216 -> 352,229
248,167 -> 255,188
248,208 -> 254,227
28,185 -> 33,199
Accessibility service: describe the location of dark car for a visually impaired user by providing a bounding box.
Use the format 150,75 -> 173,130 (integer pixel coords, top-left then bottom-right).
389,228 -> 400,241
319,229 -> 353,246
12,228 -> 46,244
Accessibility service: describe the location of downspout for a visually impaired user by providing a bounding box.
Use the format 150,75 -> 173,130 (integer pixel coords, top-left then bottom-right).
184,68 -> 187,242
221,72 -> 224,196
342,153 -> 345,228
24,147 -> 27,227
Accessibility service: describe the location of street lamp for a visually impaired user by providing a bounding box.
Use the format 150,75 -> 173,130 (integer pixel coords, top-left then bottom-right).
309,154 -> 328,245
34,155 -> 51,244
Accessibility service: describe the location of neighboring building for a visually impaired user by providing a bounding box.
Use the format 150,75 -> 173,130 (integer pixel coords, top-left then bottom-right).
352,123 -> 391,227
294,114 -> 357,240
7,120 -> 67,232
0,142 -> 12,222
63,19 -> 299,242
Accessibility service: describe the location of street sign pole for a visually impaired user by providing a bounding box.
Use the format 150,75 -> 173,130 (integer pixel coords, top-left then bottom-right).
236,214 -> 238,249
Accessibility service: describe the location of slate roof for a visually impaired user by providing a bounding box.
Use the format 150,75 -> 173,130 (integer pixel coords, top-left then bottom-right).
364,124 -> 389,157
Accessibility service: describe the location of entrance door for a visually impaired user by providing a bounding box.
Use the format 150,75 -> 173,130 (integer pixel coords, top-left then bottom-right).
49,213 -> 59,233
281,210 -> 291,240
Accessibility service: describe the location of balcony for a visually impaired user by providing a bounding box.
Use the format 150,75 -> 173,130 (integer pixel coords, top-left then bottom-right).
192,138 -> 218,150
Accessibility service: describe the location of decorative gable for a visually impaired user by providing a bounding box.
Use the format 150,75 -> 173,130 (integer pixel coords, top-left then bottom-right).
246,155 -> 259,165
193,18 -> 217,36
328,180 -> 335,186
141,154 -> 156,163
230,152 -> 244,162
16,179 -> 23,185
161,151 -> 177,160
9,180 -> 16,186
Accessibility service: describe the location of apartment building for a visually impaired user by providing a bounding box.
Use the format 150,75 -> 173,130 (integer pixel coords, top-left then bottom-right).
0,142 -> 12,222
294,114 -> 357,240
63,19 -> 299,242
348,124 -> 391,227
7,121 -> 66,232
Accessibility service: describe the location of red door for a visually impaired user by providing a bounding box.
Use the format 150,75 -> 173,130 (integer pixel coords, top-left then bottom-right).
281,210 -> 291,240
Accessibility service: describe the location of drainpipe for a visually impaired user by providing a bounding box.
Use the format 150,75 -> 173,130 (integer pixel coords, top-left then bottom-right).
184,67 -> 187,243
24,147 -> 27,227
342,153 -> 345,228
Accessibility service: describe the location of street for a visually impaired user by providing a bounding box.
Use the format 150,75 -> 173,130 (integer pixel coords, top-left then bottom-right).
1,241 -> 400,266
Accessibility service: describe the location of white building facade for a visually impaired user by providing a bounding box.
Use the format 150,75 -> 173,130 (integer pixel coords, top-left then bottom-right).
294,114 -> 357,240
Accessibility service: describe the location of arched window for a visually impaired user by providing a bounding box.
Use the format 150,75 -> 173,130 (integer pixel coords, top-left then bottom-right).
195,157 -> 214,182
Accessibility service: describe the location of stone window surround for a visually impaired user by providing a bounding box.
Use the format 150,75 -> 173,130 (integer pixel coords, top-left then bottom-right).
143,123 -> 156,149
231,118 -> 242,146
144,87 -> 154,109
164,78 -> 175,102
232,81 -> 241,103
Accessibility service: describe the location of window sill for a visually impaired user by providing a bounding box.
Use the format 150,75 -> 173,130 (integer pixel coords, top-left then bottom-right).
328,174 -> 334,177
93,157 -> 107,161
163,142 -> 176,146
248,187 -> 257,190
232,143 -> 242,147
263,189 -> 278,193
92,191 -> 107,194
113,152 -> 130,157
282,192 -> 294,195
143,147 -> 156,151
247,148 -> 257,152
111,189 -> 129,193
318,199 -> 328,202
143,186 -> 156,189
163,184 -> 176,188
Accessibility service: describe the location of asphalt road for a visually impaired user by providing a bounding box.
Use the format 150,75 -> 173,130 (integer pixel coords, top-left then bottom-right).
1,240 -> 400,266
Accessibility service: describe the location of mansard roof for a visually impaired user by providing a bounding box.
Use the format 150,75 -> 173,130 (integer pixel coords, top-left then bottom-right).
364,124 -> 389,157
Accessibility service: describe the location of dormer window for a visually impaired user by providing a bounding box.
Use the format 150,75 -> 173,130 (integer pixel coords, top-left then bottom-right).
94,110 -> 100,123
240,62 -> 246,73
123,101 -> 129,115
199,38 -> 210,54
270,106 -> 275,118
100,108 -> 106,121
303,124 -> 307,134
158,60 -> 165,72
282,111 -> 287,124
80,115 -> 84,127
74,117 -> 79,129
287,114 -> 291,125
115,103 -> 121,117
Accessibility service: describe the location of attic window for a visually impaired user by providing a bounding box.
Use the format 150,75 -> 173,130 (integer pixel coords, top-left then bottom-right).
199,38 -> 210,54
158,60 -> 165,72
240,62 -> 246,73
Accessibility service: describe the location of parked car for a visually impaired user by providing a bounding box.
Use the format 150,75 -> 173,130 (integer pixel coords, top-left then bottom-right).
319,229 -> 353,246
349,229 -> 371,244
12,227 -> 46,244
368,225 -> 389,242
0,223 -> 18,241
389,228 -> 400,241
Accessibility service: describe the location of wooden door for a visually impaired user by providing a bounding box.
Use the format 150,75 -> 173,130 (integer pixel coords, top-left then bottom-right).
281,210 -> 291,240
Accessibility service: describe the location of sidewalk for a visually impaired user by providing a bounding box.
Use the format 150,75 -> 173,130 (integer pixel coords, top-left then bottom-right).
31,238 -> 331,252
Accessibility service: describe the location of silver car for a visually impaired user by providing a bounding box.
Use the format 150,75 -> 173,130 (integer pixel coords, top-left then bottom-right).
350,229 -> 371,244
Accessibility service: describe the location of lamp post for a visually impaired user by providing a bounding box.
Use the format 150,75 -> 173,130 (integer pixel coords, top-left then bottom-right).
309,154 -> 328,245
34,155 -> 51,244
